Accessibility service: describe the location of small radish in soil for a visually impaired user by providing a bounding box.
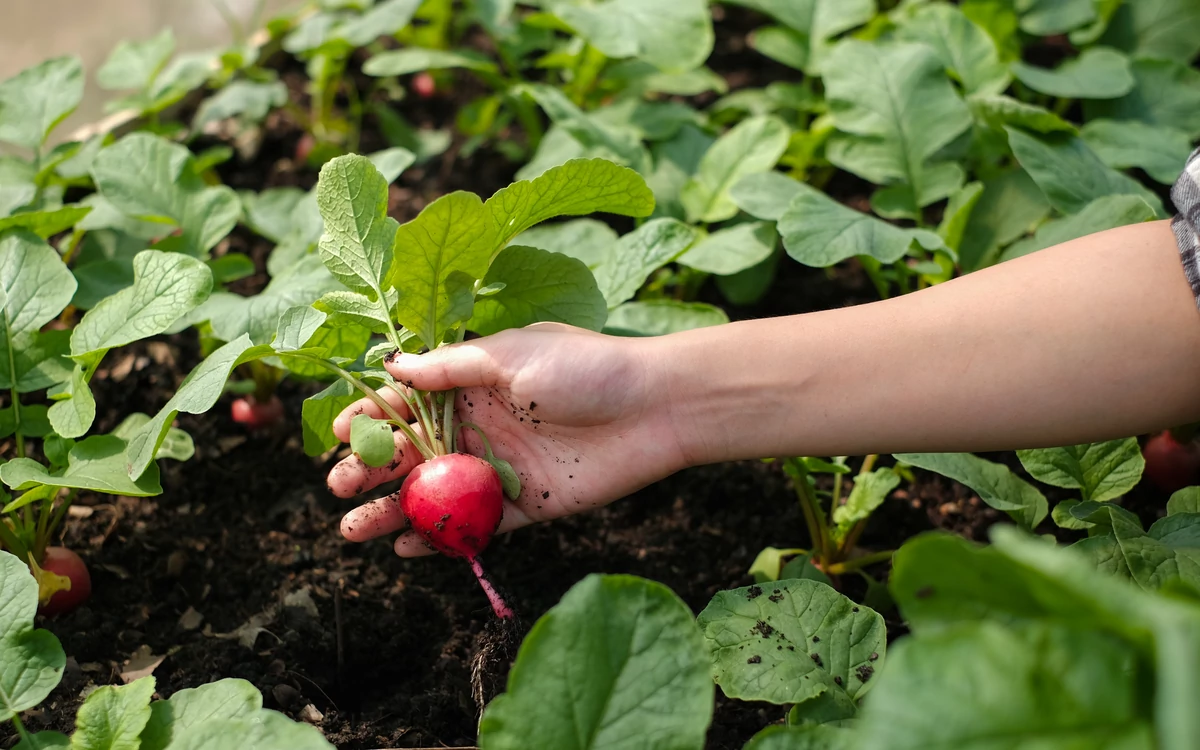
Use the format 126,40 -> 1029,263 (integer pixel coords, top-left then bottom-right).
232,394 -> 285,430
1143,430 -> 1200,493
295,132 -> 316,164
412,72 -> 436,99
37,547 -> 91,617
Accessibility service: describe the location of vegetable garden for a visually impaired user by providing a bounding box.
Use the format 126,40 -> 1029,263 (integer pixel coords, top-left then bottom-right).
3,0 -> 1200,747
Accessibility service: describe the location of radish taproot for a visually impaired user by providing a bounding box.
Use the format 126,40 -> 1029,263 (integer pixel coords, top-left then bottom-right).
37,546 -> 92,617
231,394 -> 284,429
1143,430 -> 1200,493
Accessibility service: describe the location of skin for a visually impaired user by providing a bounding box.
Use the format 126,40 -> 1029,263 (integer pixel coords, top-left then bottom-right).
329,219 -> 1200,557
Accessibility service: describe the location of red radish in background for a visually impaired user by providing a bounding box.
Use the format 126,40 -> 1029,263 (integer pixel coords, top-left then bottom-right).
412,72 -> 436,99
232,394 -> 285,429
1143,430 -> 1200,493
295,132 -> 315,164
399,452 -> 513,619
37,547 -> 91,617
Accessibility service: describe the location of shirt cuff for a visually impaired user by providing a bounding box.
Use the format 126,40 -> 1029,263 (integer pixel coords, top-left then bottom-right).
1172,147 -> 1200,308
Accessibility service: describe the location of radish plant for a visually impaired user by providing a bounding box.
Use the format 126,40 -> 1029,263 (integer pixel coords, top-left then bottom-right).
125,153 -> 659,616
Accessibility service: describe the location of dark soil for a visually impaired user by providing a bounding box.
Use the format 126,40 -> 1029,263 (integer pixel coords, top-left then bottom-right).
1,6 -> 1182,750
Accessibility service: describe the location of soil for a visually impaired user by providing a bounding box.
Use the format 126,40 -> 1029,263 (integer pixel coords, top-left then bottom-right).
0,6 -> 1183,750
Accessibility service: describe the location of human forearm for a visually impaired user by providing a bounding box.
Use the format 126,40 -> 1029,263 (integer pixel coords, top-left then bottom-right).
659,220 -> 1200,465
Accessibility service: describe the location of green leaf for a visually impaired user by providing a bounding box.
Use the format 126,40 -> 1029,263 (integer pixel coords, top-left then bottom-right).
0,56 -> 84,151
97,29 -> 174,91
91,133 -> 241,258
272,306 -> 328,353
335,0 -> 423,47
110,413 -> 193,463
206,253 -> 255,286
477,574 -> 713,750
0,330 -> 71,395
170,709 -> 334,750
1085,58 -> 1200,138
302,379 -> 359,456
744,725 -> 854,750
603,300 -> 729,337
969,94 -> 1077,136
778,188 -> 945,268
1100,0 -> 1200,63
0,231 -> 77,395
1006,128 -> 1164,217
1081,120 -> 1194,185
958,168 -> 1051,271
391,192 -> 494,349
748,546 -> 807,584
730,172 -> 806,222
126,336 -> 271,480
999,194 -> 1159,262
645,124 -> 714,221
313,290 -> 394,333
1018,0 -> 1096,35
1010,47 -> 1134,100
240,187 -> 307,244
0,205 -> 92,239
832,468 -> 901,543
1069,503 -> 1200,592
0,549 -> 66,721
192,81 -> 288,131
677,221 -> 778,276
468,245 -> 608,336
894,452 -> 1048,528
1017,439 -> 1144,503
486,158 -> 655,253
47,366 -> 96,439
937,181 -> 985,253
139,679 -> 263,750
737,0 -> 875,74
680,116 -> 791,224
199,255 -> 339,345
363,47 -> 497,76
515,86 -> 647,172
748,26 -> 809,72
823,40 -> 972,218
14,732 -> 70,750
591,218 -> 699,308
350,414 -> 395,468
896,3 -> 1010,96
547,0 -> 714,73
72,250 -> 213,360
282,322 -> 372,380
71,676 -> 156,750
0,403 -> 55,440
0,157 -> 37,218
697,579 -> 886,705
514,218 -> 617,269
316,154 -> 398,299
1169,488 -> 1200,516
2,434 -> 162,496
856,620 -> 1153,749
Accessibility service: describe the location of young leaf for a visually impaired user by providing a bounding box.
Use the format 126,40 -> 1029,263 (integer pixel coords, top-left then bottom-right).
778,189 -> 946,268
0,549 -> 66,721
71,250 -> 213,361
1019,0 -> 1096,35
698,579 -> 885,705
1000,194 -> 1158,262
1070,503 -> 1200,592
467,245 -> 608,336
0,232 -> 77,393
730,172 -> 806,222
604,300 -> 729,337
477,574 -> 713,750
198,255 -> 339,345
1081,120 -> 1194,185
169,709 -> 335,750
140,679 -> 264,750
515,85 -> 646,170
126,336 -> 271,480
515,218 -> 618,269
2,435 -> 162,496
736,0 -> 874,74
350,414 -> 395,468
283,323 -> 373,380
832,468 -> 901,543
1010,47 -> 1135,100
97,29 -> 174,91
391,192 -> 496,348
335,0 -> 423,47
677,221 -> 778,276
680,116 -> 790,224
241,187 -> 308,244
0,206 -> 92,239
823,40 -> 972,218
12,731 -> 69,749
485,158 -> 655,254
1017,439 -> 1144,504
47,365 -> 96,439
272,307 -> 328,353
314,290 -> 395,333
363,47 -> 497,76
547,0 -> 714,73
894,453 -> 1048,529
1169,488 -> 1200,516
1006,128 -> 1164,217
958,168 -> 1051,271
1084,58 -> 1200,138
1100,0 -> 1200,63
316,154 -> 398,300
969,94 -> 1077,136
0,56 -> 84,151
192,80 -> 288,132
110,413 -> 193,463
896,3 -> 1010,96
72,676 -> 157,750
302,379 -> 359,456
856,621 -> 1153,749
591,218 -> 699,308
744,725 -> 854,750
937,182 -> 985,253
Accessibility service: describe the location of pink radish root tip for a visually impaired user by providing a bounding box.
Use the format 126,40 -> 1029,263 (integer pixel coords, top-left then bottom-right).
470,556 -> 515,620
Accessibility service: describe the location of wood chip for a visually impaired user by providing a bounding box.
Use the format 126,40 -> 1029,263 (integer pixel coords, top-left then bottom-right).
298,704 -> 324,725
120,645 -> 165,684
178,607 -> 204,631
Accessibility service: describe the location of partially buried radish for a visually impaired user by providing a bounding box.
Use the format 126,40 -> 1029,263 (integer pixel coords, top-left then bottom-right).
37,546 -> 92,617
1144,430 -> 1200,493
400,452 -> 514,619
231,394 -> 284,430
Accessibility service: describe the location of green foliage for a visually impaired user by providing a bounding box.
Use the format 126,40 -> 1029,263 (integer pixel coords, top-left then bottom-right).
0,551 -> 65,721
895,452 -> 1048,528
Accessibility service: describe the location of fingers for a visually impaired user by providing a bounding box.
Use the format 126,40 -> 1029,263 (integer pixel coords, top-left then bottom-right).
339,490 -> 408,542
392,499 -> 535,558
385,341 -> 505,392
326,428 -> 424,499
333,387 -> 411,443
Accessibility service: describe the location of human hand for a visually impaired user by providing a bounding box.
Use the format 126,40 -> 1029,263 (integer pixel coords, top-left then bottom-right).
326,323 -> 688,557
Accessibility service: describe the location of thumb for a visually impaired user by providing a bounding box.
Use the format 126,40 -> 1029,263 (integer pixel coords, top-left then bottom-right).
385,341 -> 505,391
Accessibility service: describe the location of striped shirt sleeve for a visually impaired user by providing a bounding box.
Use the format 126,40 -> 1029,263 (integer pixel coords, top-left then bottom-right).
1172,148 -> 1200,306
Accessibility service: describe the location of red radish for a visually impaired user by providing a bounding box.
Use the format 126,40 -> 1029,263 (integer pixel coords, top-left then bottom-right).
231,395 -> 285,429
38,547 -> 91,617
1143,431 -> 1200,493
295,132 -> 315,164
412,72 -> 436,99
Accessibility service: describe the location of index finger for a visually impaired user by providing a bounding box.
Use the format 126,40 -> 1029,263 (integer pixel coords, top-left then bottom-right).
332,386 -> 411,443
